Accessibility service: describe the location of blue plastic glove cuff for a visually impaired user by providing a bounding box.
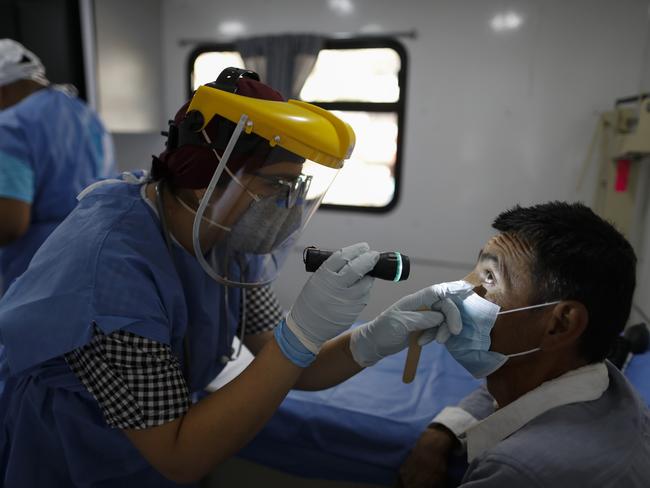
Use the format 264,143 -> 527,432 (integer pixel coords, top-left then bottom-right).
274,319 -> 316,368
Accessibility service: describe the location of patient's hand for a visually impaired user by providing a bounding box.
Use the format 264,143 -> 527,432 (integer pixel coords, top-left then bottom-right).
398,425 -> 456,488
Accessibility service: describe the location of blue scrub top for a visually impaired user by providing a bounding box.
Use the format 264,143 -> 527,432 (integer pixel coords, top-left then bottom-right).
0,181 -> 241,487
0,87 -> 116,292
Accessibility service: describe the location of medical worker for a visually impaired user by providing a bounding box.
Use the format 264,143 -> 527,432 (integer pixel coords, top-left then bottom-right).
0,68 -> 461,487
0,39 -> 115,294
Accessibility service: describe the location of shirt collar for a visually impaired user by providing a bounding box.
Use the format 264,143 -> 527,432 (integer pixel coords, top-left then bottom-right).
465,362 -> 609,462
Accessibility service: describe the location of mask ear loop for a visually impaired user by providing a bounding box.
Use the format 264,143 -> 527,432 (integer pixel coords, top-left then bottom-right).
224,166 -> 261,202
506,347 -> 541,358
497,301 -> 561,358
174,193 -> 232,231
497,300 -> 561,315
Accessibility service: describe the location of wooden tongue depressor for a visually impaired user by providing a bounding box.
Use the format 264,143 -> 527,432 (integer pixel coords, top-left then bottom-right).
401,275 -> 479,384
402,330 -> 424,383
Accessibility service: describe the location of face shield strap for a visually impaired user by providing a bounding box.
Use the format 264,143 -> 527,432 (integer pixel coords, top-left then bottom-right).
163,111 -> 225,152
205,67 -> 260,93
162,66 -> 261,151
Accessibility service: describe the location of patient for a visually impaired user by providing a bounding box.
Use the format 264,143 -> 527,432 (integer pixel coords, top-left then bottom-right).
399,202 -> 650,487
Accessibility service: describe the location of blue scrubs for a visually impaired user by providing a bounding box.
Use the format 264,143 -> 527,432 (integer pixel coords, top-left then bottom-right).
0,87 -> 115,293
0,182 -> 241,487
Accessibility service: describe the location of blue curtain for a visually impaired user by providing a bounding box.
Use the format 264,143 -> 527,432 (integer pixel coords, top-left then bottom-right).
235,34 -> 324,99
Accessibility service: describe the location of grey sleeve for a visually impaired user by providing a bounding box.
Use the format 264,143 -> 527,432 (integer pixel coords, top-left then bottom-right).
460,454 -> 545,488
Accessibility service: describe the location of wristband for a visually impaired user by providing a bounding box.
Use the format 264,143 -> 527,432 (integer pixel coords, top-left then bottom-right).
274,319 -> 316,367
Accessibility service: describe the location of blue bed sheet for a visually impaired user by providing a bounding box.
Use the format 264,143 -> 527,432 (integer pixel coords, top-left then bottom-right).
239,344 -> 650,486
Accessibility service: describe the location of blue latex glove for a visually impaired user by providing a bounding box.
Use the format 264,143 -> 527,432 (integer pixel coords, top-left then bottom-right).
349,281 -> 473,367
275,242 -> 380,367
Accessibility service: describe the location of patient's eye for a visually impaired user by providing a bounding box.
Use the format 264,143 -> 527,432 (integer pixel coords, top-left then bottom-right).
482,270 -> 496,286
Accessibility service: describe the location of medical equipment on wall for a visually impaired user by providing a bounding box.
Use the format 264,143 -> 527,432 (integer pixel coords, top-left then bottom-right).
303,246 -> 410,281
577,95 -> 650,240
578,95 -> 650,248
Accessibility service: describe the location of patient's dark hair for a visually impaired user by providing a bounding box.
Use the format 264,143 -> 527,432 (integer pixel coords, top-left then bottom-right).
493,202 -> 636,363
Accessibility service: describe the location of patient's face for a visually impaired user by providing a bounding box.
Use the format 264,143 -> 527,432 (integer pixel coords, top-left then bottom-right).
464,232 -> 549,357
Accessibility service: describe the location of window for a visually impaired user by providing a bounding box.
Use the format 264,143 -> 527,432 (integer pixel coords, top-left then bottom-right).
188,38 -> 407,212
191,51 -> 245,91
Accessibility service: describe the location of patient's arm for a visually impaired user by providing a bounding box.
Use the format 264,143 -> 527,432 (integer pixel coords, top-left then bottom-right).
399,424 -> 457,488
399,387 -> 496,488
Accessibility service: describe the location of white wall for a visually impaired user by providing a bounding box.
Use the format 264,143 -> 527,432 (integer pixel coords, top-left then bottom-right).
93,0 -> 170,180
152,0 -> 650,322
95,0 -> 165,132
111,132 -> 165,171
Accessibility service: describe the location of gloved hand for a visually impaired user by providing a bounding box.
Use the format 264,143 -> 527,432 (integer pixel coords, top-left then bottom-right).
275,242 -> 380,367
349,280 -> 472,367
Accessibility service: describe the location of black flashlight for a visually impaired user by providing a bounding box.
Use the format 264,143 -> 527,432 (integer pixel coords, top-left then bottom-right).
303,246 -> 410,282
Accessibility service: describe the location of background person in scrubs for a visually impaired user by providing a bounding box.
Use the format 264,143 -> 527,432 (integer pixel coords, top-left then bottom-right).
0,71 -> 460,487
0,39 -> 115,294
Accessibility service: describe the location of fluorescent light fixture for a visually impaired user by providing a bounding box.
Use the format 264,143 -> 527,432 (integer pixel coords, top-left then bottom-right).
219,20 -> 246,37
328,0 -> 354,16
490,11 -> 523,32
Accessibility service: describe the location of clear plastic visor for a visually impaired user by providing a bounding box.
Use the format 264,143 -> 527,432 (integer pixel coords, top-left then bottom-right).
188,115 -> 340,287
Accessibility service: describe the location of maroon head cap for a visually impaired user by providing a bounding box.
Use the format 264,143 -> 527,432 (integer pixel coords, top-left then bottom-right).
153,78 -> 286,189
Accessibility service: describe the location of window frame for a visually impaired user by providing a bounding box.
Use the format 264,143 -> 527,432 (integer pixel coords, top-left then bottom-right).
187,36 -> 408,214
